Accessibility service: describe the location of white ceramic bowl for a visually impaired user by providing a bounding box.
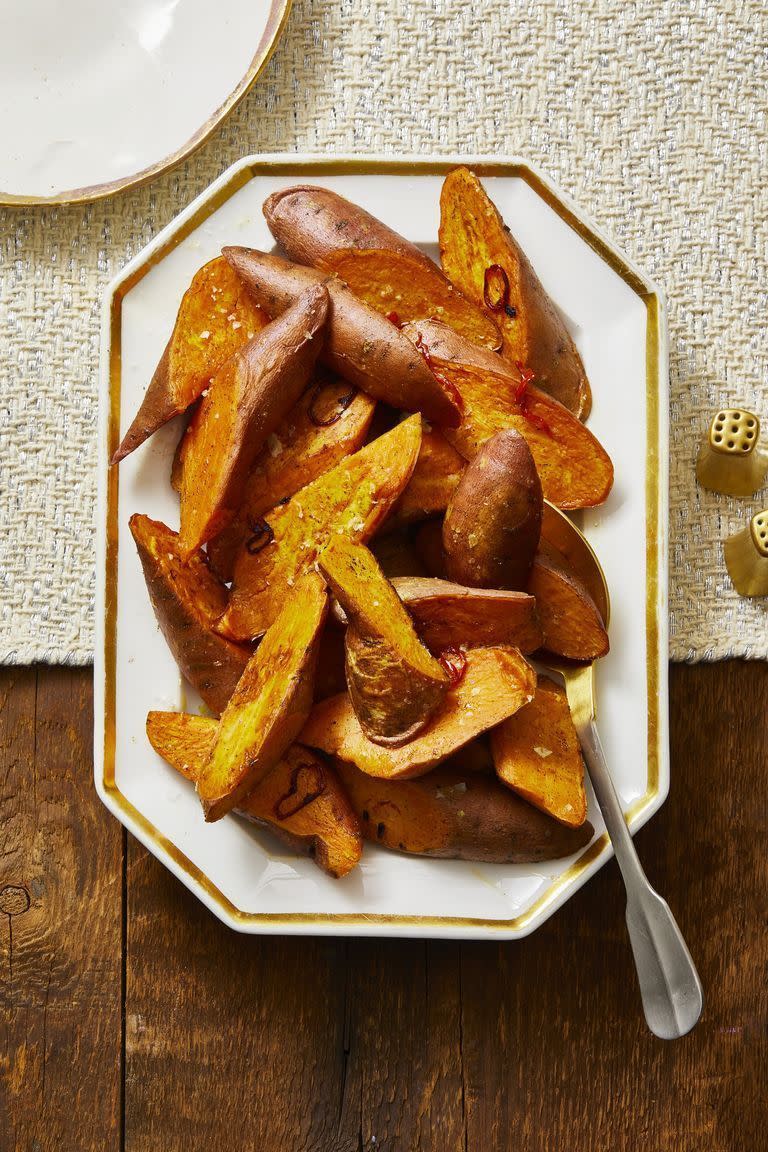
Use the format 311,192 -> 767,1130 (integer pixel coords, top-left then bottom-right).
0,0 -> 290,204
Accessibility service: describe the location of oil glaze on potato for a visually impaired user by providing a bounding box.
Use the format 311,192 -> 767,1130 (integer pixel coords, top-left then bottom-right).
218,415 -> 422,642
300,646 -> 536,780
336,759 -> 594,863
389,428 -> 466,527
439,166 -> 592,419
318,537 -> 448,746
443,429 -> 542,590
178,284 -> 329,557
491,677 -> 587,827
198,572 -> 328,821
223,247 -> 460,426
207,377 -> 375,583
401,319 -> 613,509
146,713 -> 362,877
528,556 -> 609,661
319,247 -> 501,351
112,256 -> 269,463
129,514 -> 249,716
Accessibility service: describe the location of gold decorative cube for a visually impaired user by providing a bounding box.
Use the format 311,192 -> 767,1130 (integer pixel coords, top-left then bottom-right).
724,509 -> 768,597
697,409 -> 767,498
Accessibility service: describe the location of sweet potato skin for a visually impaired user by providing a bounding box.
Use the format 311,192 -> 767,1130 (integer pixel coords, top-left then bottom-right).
491,677 -> 587,828
528,555 -> 609,661
300,646 -> 536,780
198,572 -> 328,820
319,247 -> 501,351
223,248 -> 460,426
219,414 -> 422,642
318,537 -> 448,746
178,284 -> 329,557
390,578 -> 543,654
439,167 -> 591,419
207,378 -> 375,583
540,502 -> 609,624
146,713 -> 362,877
112,256 -> 269,463
129,514 -> 250,715
336,759 -> 594,863
263,185 -> 429,268
443,429 -> 542,590
401,320 -> 613,509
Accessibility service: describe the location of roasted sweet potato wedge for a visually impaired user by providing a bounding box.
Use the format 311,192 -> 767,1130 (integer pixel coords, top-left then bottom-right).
219,414 -> 422,642
528,556 -> 609,661
491,677 -> 587,828
332,577 -> 542,654
300,646 -> 536,780
389,428 -> 465,527
207,377 -> 375,583
318,538 -> 449,746
197,571 -> 328,820
439,167 -> 592,419
336,759 -> 594,862
320,247 -> 501,351
390,578 -> 542,654
540,502 -> 609,624
443,429 -> 543,589
129,514 -> 249,715
263,185 -> 430,268
401,320 -> 613,509
223,248 -> 460,425
146,713 -> 361,877
112,257 -> 269,463
177,284 -> 328,557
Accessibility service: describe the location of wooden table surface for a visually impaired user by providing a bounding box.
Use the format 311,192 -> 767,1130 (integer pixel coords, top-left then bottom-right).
1,662 -> 765,1150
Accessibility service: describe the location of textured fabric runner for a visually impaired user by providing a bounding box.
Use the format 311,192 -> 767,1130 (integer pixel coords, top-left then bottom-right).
1,0 -> 766,663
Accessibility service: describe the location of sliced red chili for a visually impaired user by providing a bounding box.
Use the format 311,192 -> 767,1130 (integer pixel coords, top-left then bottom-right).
511,361 -> 553,437
274,761 -> 326,820
308,381 -> 358,427
414,331 -> 465,415
483,263 -> 510,313
245,517 -> 274,555
385,310 -> 402,327
439,646 -> 468,686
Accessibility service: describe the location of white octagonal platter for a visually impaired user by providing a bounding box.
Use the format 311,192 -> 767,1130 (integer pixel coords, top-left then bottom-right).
95,155 -> 669,939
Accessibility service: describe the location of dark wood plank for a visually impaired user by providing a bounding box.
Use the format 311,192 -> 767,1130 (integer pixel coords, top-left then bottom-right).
460,660 -> 768,1152
123,837 -> 350,1151
0,667 -> 123,1152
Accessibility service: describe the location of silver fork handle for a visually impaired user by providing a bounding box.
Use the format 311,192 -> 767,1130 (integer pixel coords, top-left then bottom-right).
577,719 -> 704,1039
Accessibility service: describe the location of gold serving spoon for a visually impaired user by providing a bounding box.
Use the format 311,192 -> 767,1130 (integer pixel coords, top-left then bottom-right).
540,503 -> 703,1039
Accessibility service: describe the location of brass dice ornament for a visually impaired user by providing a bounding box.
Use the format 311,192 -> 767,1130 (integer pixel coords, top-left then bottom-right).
696,409 -> 768,498
724,509 -> 768,597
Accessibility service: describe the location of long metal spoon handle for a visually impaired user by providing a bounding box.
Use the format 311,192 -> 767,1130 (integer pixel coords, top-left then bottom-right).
577,719 -> 703,1039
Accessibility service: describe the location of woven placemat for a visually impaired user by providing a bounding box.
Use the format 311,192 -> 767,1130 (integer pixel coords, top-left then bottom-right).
1,0 -> 766,664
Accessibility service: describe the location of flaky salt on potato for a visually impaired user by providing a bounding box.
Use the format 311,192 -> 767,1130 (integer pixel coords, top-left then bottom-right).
177,284 -> 329,557
300,646 -> 536,781
218,414 -> 423,643
113,256 -> 269,463
491,677 -> 588,828
197,572 -> 328,820
129,514 -> 250,716
147,712 -> 361,878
